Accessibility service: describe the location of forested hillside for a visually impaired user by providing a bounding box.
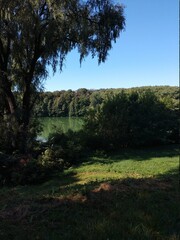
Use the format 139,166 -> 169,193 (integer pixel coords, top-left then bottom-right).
34,86 -> 179,117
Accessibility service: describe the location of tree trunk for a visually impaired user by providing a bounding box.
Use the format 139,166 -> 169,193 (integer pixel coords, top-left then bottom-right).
1,74 -> 33,154
19,82 -> 32,153
5,89 -> 17,115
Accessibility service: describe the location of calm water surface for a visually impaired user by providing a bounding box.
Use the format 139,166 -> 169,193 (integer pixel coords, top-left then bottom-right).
38,117 -> 84,140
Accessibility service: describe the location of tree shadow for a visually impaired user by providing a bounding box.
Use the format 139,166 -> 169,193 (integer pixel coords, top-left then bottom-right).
82,144 -> 179,165
0,167 -> 179,240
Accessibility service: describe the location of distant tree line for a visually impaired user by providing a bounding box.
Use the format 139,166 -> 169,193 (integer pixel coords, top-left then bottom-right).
34,86 -> 179,117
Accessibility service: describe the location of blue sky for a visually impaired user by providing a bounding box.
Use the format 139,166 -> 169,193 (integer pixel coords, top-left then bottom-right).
45,0 -> 179,91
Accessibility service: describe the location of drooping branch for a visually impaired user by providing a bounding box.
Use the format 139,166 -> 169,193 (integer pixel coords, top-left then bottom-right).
0,0 -> 125,153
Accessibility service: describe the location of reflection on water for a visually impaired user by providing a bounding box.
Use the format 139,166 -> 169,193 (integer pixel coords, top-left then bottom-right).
39,117 -> 84,140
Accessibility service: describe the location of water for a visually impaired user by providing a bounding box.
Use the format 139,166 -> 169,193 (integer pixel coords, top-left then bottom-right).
38,117 -> 84,140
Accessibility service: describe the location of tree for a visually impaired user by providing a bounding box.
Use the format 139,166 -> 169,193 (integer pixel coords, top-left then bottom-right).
84,90 -> 178,150
0,0 -> 125,153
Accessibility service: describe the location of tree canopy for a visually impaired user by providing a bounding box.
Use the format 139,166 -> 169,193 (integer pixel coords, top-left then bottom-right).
33,86 -> 179,118
0,0 -> 125,153
84,90 -> 178,149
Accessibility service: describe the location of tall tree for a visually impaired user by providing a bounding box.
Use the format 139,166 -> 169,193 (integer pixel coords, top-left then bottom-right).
0,0 -> 125,153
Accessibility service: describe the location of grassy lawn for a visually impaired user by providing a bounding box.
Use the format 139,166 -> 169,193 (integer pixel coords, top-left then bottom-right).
0,145 -> 179,240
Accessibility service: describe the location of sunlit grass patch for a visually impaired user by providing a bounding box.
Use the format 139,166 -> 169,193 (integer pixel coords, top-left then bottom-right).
68,146 -> 178,184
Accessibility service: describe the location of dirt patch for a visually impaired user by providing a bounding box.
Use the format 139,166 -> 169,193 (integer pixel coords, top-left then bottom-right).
92,182 -> 114,192
91,178 -> 173,194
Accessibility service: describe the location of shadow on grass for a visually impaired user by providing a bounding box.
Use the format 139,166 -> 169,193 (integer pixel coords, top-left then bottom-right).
0,167 -> 179,240
82,144 -> 179,165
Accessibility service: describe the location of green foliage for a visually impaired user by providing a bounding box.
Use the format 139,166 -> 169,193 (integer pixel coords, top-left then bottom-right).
40,148 -> 64,171
39,129 -> 85,168
0,153 -> 48,186
0,153 -> 19,186
34,86 -> 179,118
11,159 -> 48,186
0,0 -> 125,153
0,116 -> 19,153
84,90 -> 178,150
0,116 -> 42,154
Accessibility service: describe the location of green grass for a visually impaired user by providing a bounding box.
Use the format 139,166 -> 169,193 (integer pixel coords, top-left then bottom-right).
0,145 -> 179,240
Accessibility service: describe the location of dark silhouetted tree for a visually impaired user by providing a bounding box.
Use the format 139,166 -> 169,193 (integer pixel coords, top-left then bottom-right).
0,0 -> 125,153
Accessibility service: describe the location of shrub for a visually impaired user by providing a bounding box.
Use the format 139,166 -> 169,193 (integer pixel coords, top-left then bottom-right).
41,129 -> 85,166
0,153 -> 19,186
83,90 -> 178,150
39,147 -> 65,171
0,153 -> 49,186
0,116 -> 42,154
0,128 -> 87,186
11,159 -> 48,185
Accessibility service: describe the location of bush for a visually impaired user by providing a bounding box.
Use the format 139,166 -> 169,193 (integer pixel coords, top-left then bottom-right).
0,116 -> 42,154
40,129 -> 85,166
0,128 -> 86,186
83,90 -> 178,150
0,153 -> 49,186
39,147 -> 65,170
0,153 -> 19,186
11,159 -> 48,185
